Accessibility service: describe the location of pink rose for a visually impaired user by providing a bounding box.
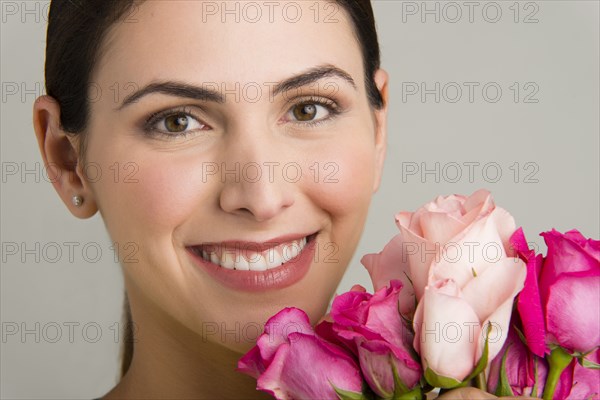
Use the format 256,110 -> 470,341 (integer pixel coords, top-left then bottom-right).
488,319 -> 549,398
362,189 -> 517,305
568,349 -> 600,400
413,258 -> 526,386
513,228 -> 600,355
237,307 -> 363,399
511,227 -> 547,358
360,235 -> 416,317
510,228 -> 599,399
389,190 -> 527,386
319,280 -> 422,398
539,229 -> 600,354
489,324 -> 599,399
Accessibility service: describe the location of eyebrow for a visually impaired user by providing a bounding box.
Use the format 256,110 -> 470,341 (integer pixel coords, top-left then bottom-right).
116,64 -> 357,110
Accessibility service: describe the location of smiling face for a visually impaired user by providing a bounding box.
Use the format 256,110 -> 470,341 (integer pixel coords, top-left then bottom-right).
81,0 -> 387,353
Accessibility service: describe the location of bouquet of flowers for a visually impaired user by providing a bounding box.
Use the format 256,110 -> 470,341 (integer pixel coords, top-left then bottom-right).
237,190 -> 599,399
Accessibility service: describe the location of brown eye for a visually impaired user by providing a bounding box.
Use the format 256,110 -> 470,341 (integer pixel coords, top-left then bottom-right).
164,113 -> 190,132
146,110 -> 207,136
292,103 -> 318,121
287,101 -> 333,124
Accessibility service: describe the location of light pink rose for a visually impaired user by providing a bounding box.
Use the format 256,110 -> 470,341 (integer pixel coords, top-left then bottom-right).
399,189 -> 516,300
361,235 -> 416,317
400,190 -> 526,385
413,258 -> 525,385
361,190 -> 517,308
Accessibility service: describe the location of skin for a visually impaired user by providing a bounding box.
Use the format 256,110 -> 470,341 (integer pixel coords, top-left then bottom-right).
33,1 -> 388,398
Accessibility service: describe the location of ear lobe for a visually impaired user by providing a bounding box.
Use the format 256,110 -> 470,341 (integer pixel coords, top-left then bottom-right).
372,68 -> 389,193
33,95 -> 98,218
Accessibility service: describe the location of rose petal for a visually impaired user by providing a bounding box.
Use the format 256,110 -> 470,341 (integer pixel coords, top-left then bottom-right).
545,274 -> 600,353
419,211 -> 466,245
567,349 -> 600,400
479,294 -> 522,363
461,258 -> 526,325
398,225 -> 436,300
510,228 -> 547,357
360,234 -> 416,315
417,280 -> 481,381
257,333 -> 362,399
430,214 -> 510,289
236,345 -> 265,380
257,307 -> 313,364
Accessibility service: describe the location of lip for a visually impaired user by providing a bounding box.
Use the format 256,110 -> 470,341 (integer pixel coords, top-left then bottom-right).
192,232 -> 316,253
186,232 -> 318,292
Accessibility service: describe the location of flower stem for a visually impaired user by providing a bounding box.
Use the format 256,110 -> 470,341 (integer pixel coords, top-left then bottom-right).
474,372 -> 487,391
542,347 -> 573,400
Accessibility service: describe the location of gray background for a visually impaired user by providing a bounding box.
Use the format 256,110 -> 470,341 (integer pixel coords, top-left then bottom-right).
1,1 -> 599,398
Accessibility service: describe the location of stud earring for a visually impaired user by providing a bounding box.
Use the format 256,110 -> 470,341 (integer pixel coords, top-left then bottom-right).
72,195 -> 83,207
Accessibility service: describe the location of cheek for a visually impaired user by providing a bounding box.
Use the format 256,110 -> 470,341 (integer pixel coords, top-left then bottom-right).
89,147 -> 210,242
307,136 -> 377,219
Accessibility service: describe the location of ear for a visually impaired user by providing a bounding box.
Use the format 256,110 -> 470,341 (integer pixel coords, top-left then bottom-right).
372,68 -> 389,193
32,95 -> 98,218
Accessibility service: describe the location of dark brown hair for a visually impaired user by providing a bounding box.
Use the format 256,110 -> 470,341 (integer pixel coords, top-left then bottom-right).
45,0 -> 383,379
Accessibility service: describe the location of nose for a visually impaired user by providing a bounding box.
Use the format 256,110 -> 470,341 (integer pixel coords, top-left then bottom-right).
218,125 -> 295,222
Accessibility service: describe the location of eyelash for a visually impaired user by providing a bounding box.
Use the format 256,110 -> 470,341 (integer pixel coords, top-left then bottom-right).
142,96 -> 342,138
143,106 -> 205,139
284,96 -> 342,128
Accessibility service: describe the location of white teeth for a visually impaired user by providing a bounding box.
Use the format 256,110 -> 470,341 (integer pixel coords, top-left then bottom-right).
248,253 -> 267,271
281,239 -> 302,263
220,251 -> 235,270
197,236 -> 309,271
234,255 -> 250,270
265,247 -> 284,267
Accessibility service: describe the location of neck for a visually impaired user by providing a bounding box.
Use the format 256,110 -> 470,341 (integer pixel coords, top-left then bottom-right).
102,287 -> 271,400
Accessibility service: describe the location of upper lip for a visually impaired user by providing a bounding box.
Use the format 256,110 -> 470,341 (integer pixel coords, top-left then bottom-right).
187,231 -> 318,253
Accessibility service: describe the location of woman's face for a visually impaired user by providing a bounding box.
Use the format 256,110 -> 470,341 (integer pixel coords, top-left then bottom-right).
83,0 -> 387,352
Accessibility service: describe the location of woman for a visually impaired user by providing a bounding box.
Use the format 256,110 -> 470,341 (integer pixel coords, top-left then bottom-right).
33,0 -> 388,398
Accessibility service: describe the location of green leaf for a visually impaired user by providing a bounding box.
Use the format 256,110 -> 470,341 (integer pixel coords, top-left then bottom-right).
393,387 -> 423,400
391,360 -> 410,395
464,322 -> 492,382
530,357 -> 540,398
578,356 -> 600,370
495,344 -> 515,397
332,384 -> 369,400
512,325 -> 527,346
424,368 -> 462,389
390,361 -> 424,399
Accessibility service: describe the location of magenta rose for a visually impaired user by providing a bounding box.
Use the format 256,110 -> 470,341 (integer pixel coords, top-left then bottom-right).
539,229 -> 600,354
488,319 -> 549,398
237,307 -> 363,399
316,280 -> 422,398
513,228 -> 600,355
489,323 -> 599,399
511,228 -> 599,399
568,349 -> 600,400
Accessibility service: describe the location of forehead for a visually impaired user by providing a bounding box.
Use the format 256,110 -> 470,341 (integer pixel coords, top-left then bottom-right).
94,0 -> 363,90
